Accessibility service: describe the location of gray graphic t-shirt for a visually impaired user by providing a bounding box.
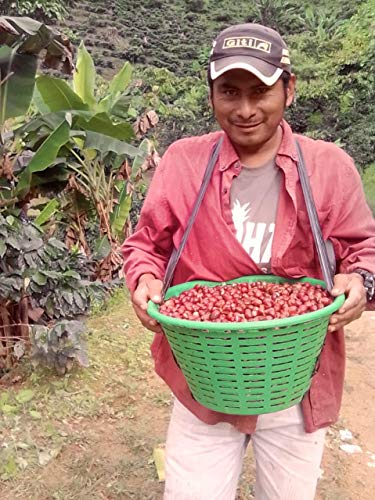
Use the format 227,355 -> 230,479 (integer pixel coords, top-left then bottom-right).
230,158 -> 281,273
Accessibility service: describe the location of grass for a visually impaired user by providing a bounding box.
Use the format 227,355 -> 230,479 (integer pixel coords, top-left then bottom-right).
1,287 -> 373,498
0,287 -> 170,500
362,163 -> 375,215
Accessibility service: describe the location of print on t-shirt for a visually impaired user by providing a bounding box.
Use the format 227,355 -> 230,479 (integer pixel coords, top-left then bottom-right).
232,199 -> 275,272
230,159 -> 281,274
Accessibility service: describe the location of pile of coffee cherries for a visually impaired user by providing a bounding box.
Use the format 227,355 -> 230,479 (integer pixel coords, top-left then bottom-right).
159,281 -> 333,322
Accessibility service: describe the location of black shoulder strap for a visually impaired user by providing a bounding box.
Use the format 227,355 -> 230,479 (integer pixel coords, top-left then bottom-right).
161,136 -> 224,300
161,136 -> 333,300
295,139 -> 334,291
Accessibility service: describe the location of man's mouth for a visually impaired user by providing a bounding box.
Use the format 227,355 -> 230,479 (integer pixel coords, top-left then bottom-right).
232,122 -> 262,129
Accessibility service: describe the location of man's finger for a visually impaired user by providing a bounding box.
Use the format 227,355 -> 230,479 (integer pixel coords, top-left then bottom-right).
329,310 -> 363,332
329,295 -> 366,331
338,291 -> 364,314
330,306 -> 363,325
331,274 -> 349,296
133,302 -> 163,333
148,279 -> 163,303
132,283 -> 149,310
331,294 -> 366,320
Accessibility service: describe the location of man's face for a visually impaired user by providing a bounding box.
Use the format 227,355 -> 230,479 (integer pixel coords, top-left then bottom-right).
210,69 -> 295,154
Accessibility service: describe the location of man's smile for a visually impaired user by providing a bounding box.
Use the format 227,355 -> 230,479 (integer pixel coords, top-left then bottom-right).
231,122 -> 262,130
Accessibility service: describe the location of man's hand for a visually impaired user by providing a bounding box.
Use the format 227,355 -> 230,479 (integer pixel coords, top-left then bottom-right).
132,273 -> 163,333
328,273 -> 367,332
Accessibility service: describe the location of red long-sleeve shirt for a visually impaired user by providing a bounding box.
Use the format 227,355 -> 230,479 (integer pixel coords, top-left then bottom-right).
122,120 -> 375,433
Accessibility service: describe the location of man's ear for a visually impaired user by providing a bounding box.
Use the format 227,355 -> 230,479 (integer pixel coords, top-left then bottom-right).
286,74 -> 296,108
208,90 -> 213,109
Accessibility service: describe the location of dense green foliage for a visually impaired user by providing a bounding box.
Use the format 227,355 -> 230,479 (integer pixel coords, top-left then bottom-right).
113,0 -> 374,171
111,0 -> 375,206
0,215 -> 105,318
0,18 -> 134,373
362,164 -> 375,214
1,0 -> 73,20
5,1 -> 374,172
1,1 -> 373,375
0,214 -> 109,373
286,0 -> 375,167
1,40 -> 142,252
51,0 -> 373,173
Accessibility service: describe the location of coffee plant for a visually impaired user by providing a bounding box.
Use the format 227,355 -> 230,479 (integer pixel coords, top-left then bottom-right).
69,0 -> 373,169
0,214 -> 110,374
1,0 -> 74,20
31,320 -> 88,375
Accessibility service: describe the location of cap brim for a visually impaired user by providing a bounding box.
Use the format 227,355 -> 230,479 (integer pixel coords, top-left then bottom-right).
210,56 -> 283,86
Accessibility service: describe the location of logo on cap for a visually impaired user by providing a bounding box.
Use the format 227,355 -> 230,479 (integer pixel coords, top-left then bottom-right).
280,48 -> 290,65
222,37 -> 272,53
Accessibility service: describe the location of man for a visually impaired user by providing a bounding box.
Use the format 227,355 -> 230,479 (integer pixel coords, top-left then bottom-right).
122,23 -> 375,500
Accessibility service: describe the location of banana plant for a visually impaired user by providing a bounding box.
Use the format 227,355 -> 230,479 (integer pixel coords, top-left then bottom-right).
1,33 -> 150,279
0,16 -> 73,133
67,138 -> 153,247
15,41 -> 141,200
0,16 -> 73,210
110,138 -> 152,240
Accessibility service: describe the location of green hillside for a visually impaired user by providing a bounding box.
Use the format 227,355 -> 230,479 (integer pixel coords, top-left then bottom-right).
2,0 -> 374,189
41,0 -> 372,167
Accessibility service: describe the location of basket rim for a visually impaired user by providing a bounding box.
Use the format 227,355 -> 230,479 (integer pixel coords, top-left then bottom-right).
147,275 -> 345,330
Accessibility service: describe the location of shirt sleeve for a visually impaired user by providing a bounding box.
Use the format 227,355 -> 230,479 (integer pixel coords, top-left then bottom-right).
121,146 -> 177,294
328,152 -> 375,276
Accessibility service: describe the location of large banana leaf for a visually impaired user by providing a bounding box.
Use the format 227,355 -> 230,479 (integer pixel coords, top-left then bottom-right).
34,199 -> 59,227
0,16 -> 73,73
109,62 -> 132,97
21,111 -> 68,135
73,42 -> 96,108
94,235 -> 111,259
109,92 -> 132,120
84,131 -> 141,158
36,75 -> 88,112
132,138 -> 151,174
19,109 -> 135,153
16,120 -> 71,197
110,180 -> 132,238
0,16 -> 74,125
0,45 -> 37,123
32,85 -> 53,115
98,62 -> 132,113
75,112 -> 135,141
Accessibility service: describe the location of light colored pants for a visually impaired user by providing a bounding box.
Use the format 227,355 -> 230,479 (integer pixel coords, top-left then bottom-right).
164,399 -> 326,500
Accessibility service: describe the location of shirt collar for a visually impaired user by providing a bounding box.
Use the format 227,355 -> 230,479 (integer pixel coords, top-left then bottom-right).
217,119 -> 298,172
277,120 -> 298,162
218,133 -> 239,171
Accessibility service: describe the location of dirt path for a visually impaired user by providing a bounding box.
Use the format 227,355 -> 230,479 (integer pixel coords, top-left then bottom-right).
317,312 -> 375,500
239,311 -> 375,499
0,293 -> 374,499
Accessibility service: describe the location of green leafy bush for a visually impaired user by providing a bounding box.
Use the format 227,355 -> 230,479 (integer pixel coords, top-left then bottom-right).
362,164 -> 375,215
283,0 -> 374,168
2,0 -> 73,20
31,320 -> 88,375
110,0 -> 373,166
0,215 -> 106,316
0,214 -> 110,374
129,66 -> 214,150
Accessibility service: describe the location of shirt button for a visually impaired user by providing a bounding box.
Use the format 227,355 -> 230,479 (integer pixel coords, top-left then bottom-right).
223,188 -> 228,194
235,162 -> 240,169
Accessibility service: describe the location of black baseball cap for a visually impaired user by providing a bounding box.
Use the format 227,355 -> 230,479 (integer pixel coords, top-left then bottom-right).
209,23 -> 291,86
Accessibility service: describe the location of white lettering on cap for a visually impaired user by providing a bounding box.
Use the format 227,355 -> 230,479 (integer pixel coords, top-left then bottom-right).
222,37 -> 272,53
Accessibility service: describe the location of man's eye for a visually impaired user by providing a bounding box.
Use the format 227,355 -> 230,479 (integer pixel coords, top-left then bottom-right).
223,89 -> 238,96
254,87 -> 268,95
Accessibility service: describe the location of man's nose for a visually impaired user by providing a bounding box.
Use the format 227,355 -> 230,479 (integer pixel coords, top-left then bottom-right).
236,97 -> 256,120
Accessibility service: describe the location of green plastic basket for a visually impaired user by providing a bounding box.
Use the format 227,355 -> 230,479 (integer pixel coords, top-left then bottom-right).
147,275 -> 345,415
